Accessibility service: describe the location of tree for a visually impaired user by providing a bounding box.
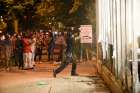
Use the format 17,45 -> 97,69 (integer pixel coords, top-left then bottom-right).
33,0 -> 86,29
0,0 -> 38,33
0,0 -> 96,33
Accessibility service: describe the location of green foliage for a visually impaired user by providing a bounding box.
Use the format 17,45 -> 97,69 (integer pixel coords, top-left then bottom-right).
0,21 -> 7,30
1,0 -> 96,31
69,0 -> 82,14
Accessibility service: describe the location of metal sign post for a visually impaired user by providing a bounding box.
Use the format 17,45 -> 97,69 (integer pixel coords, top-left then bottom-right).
79,25 -> 93,61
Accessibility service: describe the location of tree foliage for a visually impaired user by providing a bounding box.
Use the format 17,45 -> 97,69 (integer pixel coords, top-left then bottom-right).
0,0 -> 96,31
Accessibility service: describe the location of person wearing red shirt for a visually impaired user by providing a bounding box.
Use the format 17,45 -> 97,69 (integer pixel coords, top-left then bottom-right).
22,34 -> 33,69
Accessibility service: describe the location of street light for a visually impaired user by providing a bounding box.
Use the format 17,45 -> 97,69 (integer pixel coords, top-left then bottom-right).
0,16 -> 3,22
71,27 -> 74,31
0,16 -> 7,31
49,22 -> 51,25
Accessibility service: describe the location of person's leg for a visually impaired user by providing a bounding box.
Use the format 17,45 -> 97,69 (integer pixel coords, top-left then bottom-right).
21,54 -> 24,69
31,51 -> 35,65
71,62 -> 78,75
38,48 -> 42,62
14,53 -> 18,66
5,58 -> 10,71
17,53 -> 21,69
57,45 -> 62,62
53,56 -> 71,77
34,48 -> 39,62
28,53 -> 33,68
54,62 -> 69,74
19,53 -> 24,69
34,53 -> 37,61
23,53 -> 28,69
67,56 -> 78,76
48,51 -> 51,61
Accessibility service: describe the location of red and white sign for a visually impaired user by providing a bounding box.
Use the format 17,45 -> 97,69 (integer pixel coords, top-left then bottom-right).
80,25 -> 92,43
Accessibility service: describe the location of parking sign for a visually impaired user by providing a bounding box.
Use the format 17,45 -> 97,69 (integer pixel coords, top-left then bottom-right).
80,25 -> 92,43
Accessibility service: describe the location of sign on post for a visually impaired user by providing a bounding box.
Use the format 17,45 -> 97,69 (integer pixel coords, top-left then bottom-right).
80,25 -> 92,43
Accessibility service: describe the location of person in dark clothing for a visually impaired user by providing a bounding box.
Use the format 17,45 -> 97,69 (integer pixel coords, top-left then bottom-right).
35,38 -> 43,63
15,35 -> 24,69
53,32 -> 66,62
2,35 -> 12,71
53,32 -> 78,77
48,33 -> 55,61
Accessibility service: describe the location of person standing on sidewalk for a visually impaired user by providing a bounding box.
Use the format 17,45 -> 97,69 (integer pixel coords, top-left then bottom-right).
53,32 -> 78,77
30,34 -> 36,66
3,34 -> 12,71
34,36 -> 43,63
48,32 -> 55,61
22,33 -> 33,69
54,32 -> 66,63
15,35 -> 24,70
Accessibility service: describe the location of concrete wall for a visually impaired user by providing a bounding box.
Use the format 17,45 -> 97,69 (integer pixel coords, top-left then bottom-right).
101,65 -> 124,93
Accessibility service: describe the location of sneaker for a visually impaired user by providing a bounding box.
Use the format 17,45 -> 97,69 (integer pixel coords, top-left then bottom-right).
71,73 -> 79,76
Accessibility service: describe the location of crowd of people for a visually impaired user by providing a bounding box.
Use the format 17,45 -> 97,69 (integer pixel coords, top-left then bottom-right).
0,31 -> 48,70
0,30 -> 78,76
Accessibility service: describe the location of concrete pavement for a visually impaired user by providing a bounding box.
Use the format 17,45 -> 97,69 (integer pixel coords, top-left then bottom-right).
0,76 -> 111,93
0,60 -> 111,93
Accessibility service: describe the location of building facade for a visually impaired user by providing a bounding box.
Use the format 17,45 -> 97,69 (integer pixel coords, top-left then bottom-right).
96,0 -> 140,93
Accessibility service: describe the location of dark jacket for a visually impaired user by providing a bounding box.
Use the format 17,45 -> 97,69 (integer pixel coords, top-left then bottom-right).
16,38 -> 23,54
66,33 -> 73,58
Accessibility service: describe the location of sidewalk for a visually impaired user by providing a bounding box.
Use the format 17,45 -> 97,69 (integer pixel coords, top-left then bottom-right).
0,60 -> 111,93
